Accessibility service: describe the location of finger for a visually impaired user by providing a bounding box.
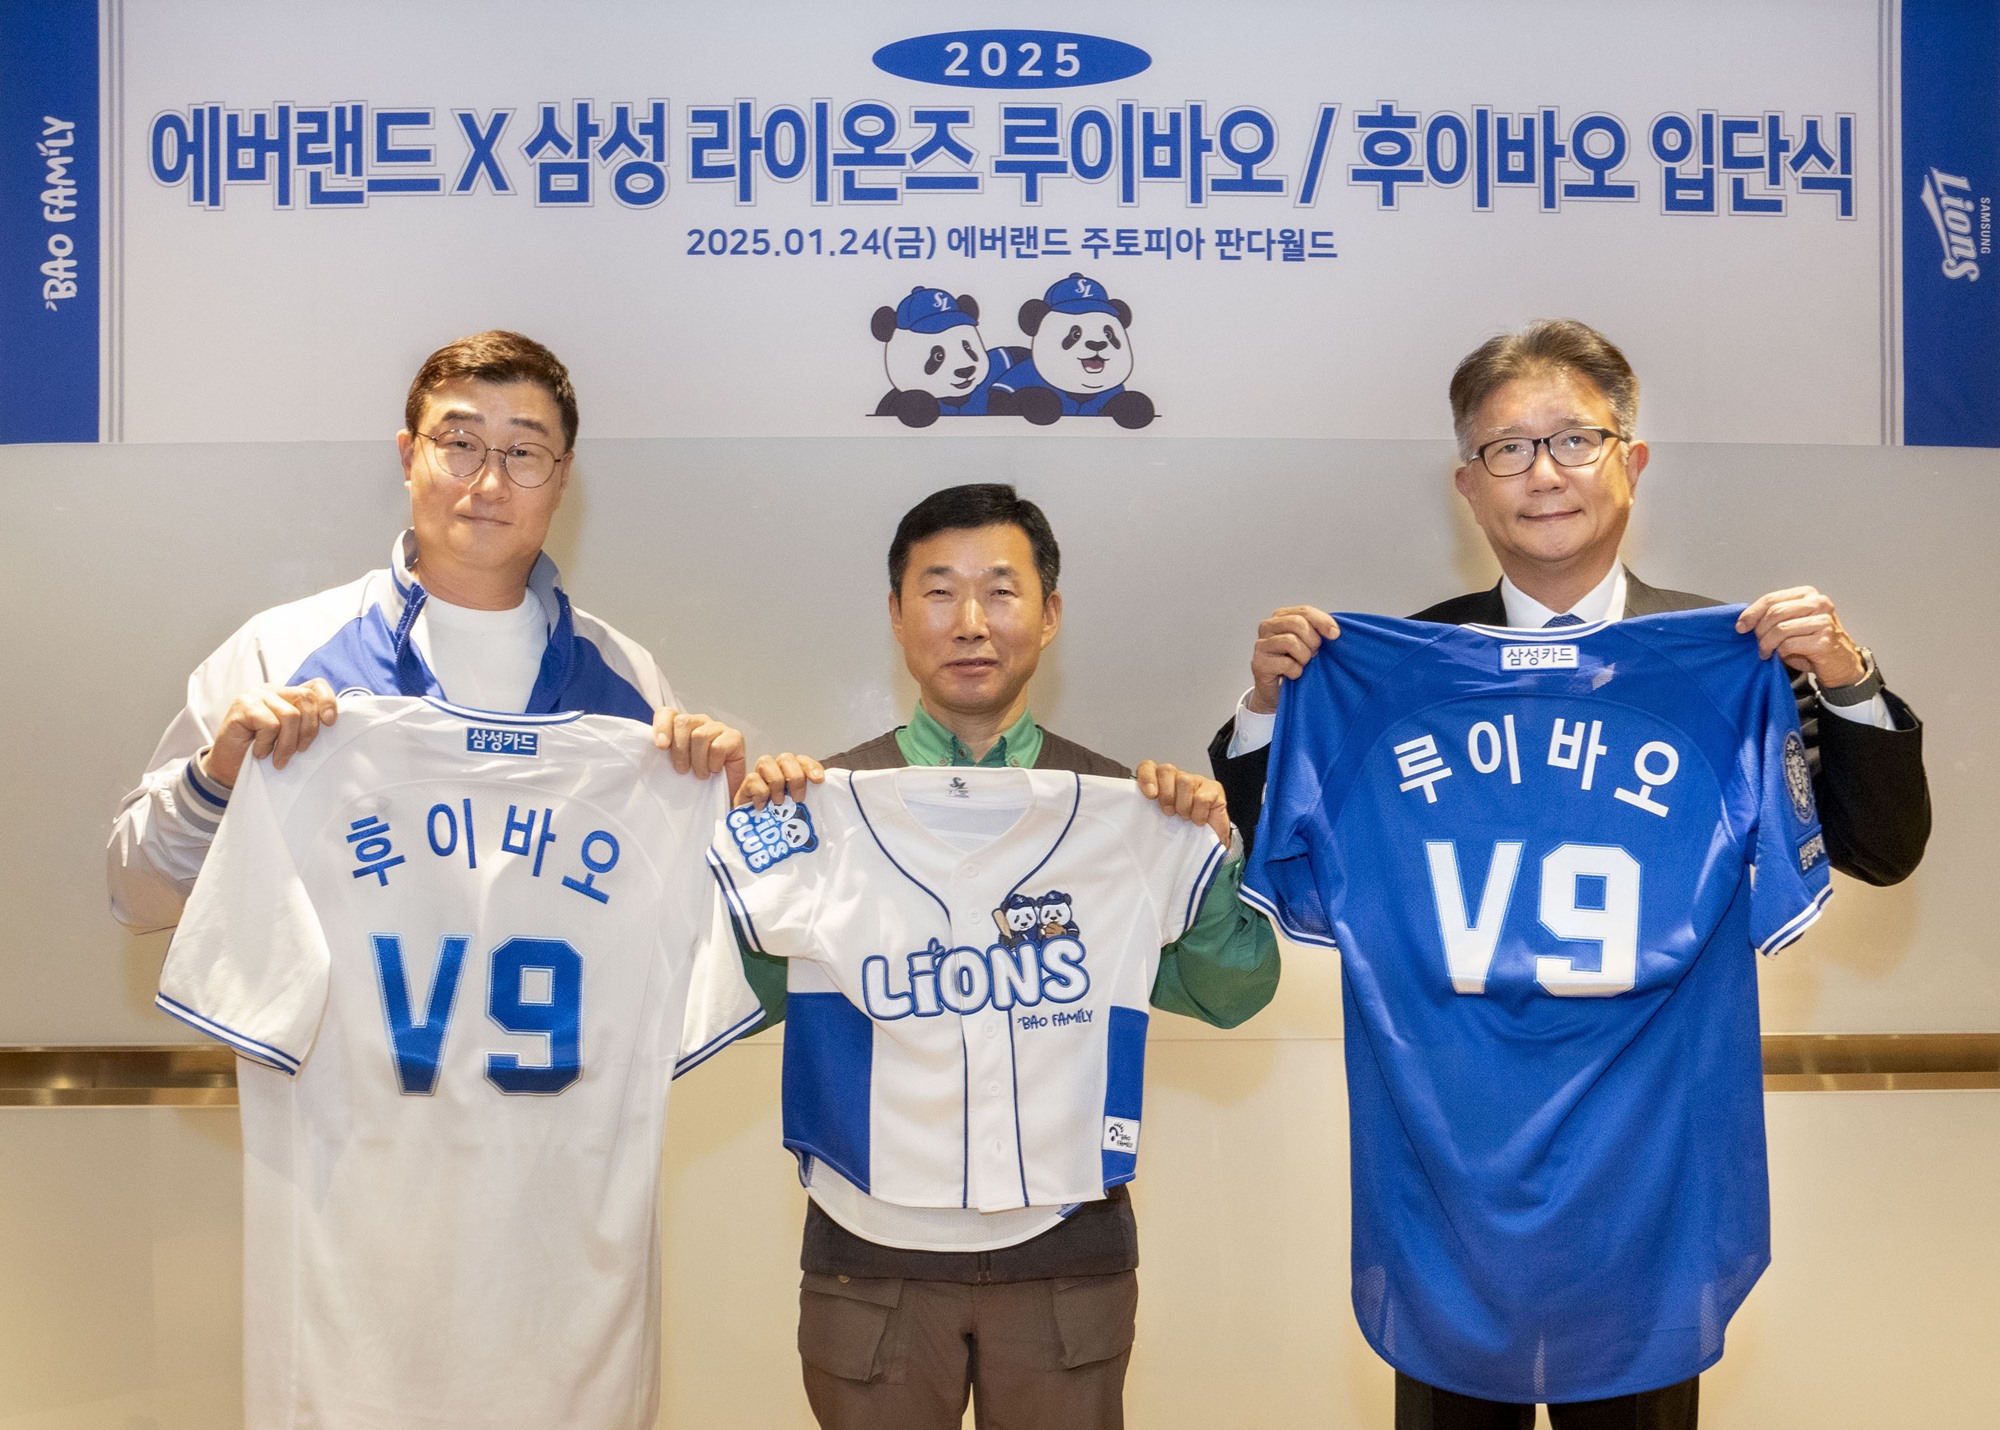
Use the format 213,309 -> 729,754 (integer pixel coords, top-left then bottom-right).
303,678 -> 340,726
1188,781 -> 1224,830
700,725 -> 744,781
724,745 -> 748,799
268,698 -> 307,768
1134,759 -> 1160,799
734,770 -> 770,808
1312,609 -> 1341,640
686,721 -> 719,778
652,707 -> 681,749
665,713 -> 695,774
779,753 -> 823,803
245,704 -> 284,761
1172,774 -> 1198,822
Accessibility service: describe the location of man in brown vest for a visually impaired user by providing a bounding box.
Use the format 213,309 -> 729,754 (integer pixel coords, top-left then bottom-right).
736,482 -> 1279,1430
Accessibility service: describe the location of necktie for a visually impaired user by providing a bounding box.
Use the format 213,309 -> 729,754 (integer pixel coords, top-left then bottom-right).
1544,612 -> 1585,628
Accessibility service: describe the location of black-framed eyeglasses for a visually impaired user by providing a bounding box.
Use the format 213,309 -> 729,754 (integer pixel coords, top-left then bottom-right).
418,430 -> 568,489
1471,427 -> 1623,478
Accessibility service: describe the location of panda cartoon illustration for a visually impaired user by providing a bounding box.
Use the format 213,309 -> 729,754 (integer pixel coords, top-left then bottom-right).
768,794 -> 818,853
991,273 -> 1155,429
1035,892 -> 1080,943
994,892 -> 1043,948
871,286 -> 1031,427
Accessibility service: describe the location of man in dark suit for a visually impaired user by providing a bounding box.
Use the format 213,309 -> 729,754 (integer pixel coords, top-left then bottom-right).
1208,319 -> 1929,1428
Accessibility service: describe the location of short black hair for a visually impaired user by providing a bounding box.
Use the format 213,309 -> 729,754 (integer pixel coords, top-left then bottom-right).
888,484 -> 1061,598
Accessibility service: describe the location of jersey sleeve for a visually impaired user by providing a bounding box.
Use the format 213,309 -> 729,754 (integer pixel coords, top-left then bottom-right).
154,757 -> 331,1074
674,779 -> 766,1072
1240,663 -> 1340,947
1125,797 -> 1229,947
704,788 -> 835,962
1747,652 -> 1835,954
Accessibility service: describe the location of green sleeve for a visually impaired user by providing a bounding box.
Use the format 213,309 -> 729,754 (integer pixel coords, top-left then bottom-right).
734,920 -> 789,1034
1148,853 -> 1280,1028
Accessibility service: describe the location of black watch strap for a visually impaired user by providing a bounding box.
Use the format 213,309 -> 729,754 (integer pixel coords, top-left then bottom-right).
1819,648 -> 1883,706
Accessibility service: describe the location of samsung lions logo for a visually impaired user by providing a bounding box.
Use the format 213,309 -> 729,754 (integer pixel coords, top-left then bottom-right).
1919,168 -> 1985,282
726,796 -> 818,873
1781,730 -> 1815,824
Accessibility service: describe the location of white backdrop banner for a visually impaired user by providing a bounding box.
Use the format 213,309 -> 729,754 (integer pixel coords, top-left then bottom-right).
3,0 -> 1994,445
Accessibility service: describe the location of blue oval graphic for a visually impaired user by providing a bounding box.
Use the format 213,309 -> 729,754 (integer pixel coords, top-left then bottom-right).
873,31 -> 1151,90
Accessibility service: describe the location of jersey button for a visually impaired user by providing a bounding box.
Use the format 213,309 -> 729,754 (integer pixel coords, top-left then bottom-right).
962,865 -> 979,878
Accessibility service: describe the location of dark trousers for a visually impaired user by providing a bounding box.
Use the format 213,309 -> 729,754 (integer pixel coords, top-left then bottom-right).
1395,1371 -> 1699,1430
798,1270 -> 1138,1430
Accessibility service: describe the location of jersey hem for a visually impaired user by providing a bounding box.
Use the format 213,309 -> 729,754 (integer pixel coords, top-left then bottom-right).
1361,1320 -> 1732,1407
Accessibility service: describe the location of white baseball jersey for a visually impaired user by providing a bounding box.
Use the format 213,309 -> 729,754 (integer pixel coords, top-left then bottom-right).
707,766 -> 1226,1213
157,696 -> 761,1430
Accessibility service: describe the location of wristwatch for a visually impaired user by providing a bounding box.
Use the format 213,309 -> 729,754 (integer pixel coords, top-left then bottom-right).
1818,647 -> 1883,706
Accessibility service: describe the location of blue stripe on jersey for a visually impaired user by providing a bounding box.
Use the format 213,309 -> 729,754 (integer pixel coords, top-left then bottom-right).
420,697 -> 586,725
850,777 -> 952,923
1100,1006 -> 1147,1188
1008,1015 -> 1030,1207
1180,837 -> 1229,941
781,991 -> 876,1194
1002,773 -> 1082,903
673,1007 -> 766,1078
705,850 -> 765,953
154,993 -> 301,1074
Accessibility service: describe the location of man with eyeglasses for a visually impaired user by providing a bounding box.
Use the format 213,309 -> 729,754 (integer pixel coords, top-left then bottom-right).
1208,319 -> 1929,1428
108,329 -> 743,931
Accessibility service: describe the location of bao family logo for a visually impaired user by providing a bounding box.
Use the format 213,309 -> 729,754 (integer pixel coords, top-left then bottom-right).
869,274 -> 1157,429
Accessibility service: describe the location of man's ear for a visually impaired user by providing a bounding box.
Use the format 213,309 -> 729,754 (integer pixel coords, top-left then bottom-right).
397,430 -> 417,489
1452,459 -> 1478,503
1623,437 -> 1650,494
1040,589 -> 1063,648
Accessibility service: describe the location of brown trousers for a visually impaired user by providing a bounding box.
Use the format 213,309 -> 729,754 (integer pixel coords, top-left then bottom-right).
798,1270 -> 1138,1430
1395,1371 -> 1700,1430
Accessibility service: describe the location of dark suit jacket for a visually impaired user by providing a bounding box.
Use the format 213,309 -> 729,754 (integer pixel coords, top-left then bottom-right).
1209,571 -> 1930,885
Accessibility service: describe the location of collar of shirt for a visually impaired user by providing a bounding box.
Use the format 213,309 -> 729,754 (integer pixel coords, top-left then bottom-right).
894,701 -> 1044,768
1500,564 -> 1627,628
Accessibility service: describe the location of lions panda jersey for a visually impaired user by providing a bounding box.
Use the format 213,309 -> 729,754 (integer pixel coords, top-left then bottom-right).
1242,607 -> 1831,1404
157,696 -> 762,1430
707,767 -> 1227,1213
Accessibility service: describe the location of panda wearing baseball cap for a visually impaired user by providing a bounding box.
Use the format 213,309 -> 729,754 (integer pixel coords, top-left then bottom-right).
989,273 -> 1156,429
870,286 -> 1030,427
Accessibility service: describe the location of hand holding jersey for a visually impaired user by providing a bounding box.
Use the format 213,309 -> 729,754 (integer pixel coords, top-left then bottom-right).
708,766 -> 1227,1215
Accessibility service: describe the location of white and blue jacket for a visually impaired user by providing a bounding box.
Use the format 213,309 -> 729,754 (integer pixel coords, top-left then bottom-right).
108,530 -> 672,932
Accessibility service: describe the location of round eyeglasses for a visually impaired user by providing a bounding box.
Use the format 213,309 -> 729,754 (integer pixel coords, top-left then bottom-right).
1472,427 -> 1623,478
418,430 -> 567,489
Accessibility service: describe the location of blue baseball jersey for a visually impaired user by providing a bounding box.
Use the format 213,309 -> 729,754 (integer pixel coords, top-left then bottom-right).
939,345 -> 1028,416
1242,608 -> 1831,1403
988,357 -> 1125,415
